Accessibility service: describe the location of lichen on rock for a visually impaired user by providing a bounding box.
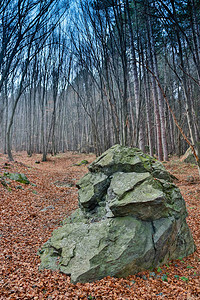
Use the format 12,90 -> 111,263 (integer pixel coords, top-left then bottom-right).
39,144 -> 196,283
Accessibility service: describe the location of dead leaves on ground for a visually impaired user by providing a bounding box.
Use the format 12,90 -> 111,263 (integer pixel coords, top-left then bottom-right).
0,152 -> 199,299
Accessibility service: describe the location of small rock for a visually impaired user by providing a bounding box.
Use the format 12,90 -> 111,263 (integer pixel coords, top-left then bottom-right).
54,181 -> 74,188
16,185 -> 23,189
40,205 -> 55,212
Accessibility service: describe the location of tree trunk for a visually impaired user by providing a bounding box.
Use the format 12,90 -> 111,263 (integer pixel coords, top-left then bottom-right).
126,0 -> 145,151
147,1 -> 168,160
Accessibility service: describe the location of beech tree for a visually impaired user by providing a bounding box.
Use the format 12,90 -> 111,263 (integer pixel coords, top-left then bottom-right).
0,0 -> 199,168
0,0 -> 69,160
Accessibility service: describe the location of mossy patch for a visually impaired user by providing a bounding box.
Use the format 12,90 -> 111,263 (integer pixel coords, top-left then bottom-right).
4,172 -> 30,184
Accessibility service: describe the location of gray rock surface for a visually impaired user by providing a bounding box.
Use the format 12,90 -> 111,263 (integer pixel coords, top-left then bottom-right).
39,145 -> 196,283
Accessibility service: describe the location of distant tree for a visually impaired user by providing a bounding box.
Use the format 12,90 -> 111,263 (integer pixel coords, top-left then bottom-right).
0,0 -> 70,160
1,0 -> 199,171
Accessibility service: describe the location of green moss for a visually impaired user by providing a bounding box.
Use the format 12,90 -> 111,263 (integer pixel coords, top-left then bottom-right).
4,172 -> 30,184
75,160 -> 89,166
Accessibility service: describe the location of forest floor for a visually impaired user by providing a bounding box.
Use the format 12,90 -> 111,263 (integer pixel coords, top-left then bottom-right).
0,151 -> 199,300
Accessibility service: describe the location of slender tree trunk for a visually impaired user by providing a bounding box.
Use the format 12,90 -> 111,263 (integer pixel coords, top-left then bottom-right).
3,82 -> 8,154
41,75 -> 47,162
126,0 -> 145,151
142,53 -> 154,156
189,0 -> 200,82
145,12 -> 163,160
7,55 -> 31,161
147,1 -> 168,160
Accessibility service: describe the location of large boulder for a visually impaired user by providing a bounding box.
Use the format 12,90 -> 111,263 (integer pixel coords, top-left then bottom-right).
39,145 -> 196,283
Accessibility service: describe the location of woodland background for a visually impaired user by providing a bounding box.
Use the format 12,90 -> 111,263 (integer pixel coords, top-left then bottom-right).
0,0 -> 200,162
